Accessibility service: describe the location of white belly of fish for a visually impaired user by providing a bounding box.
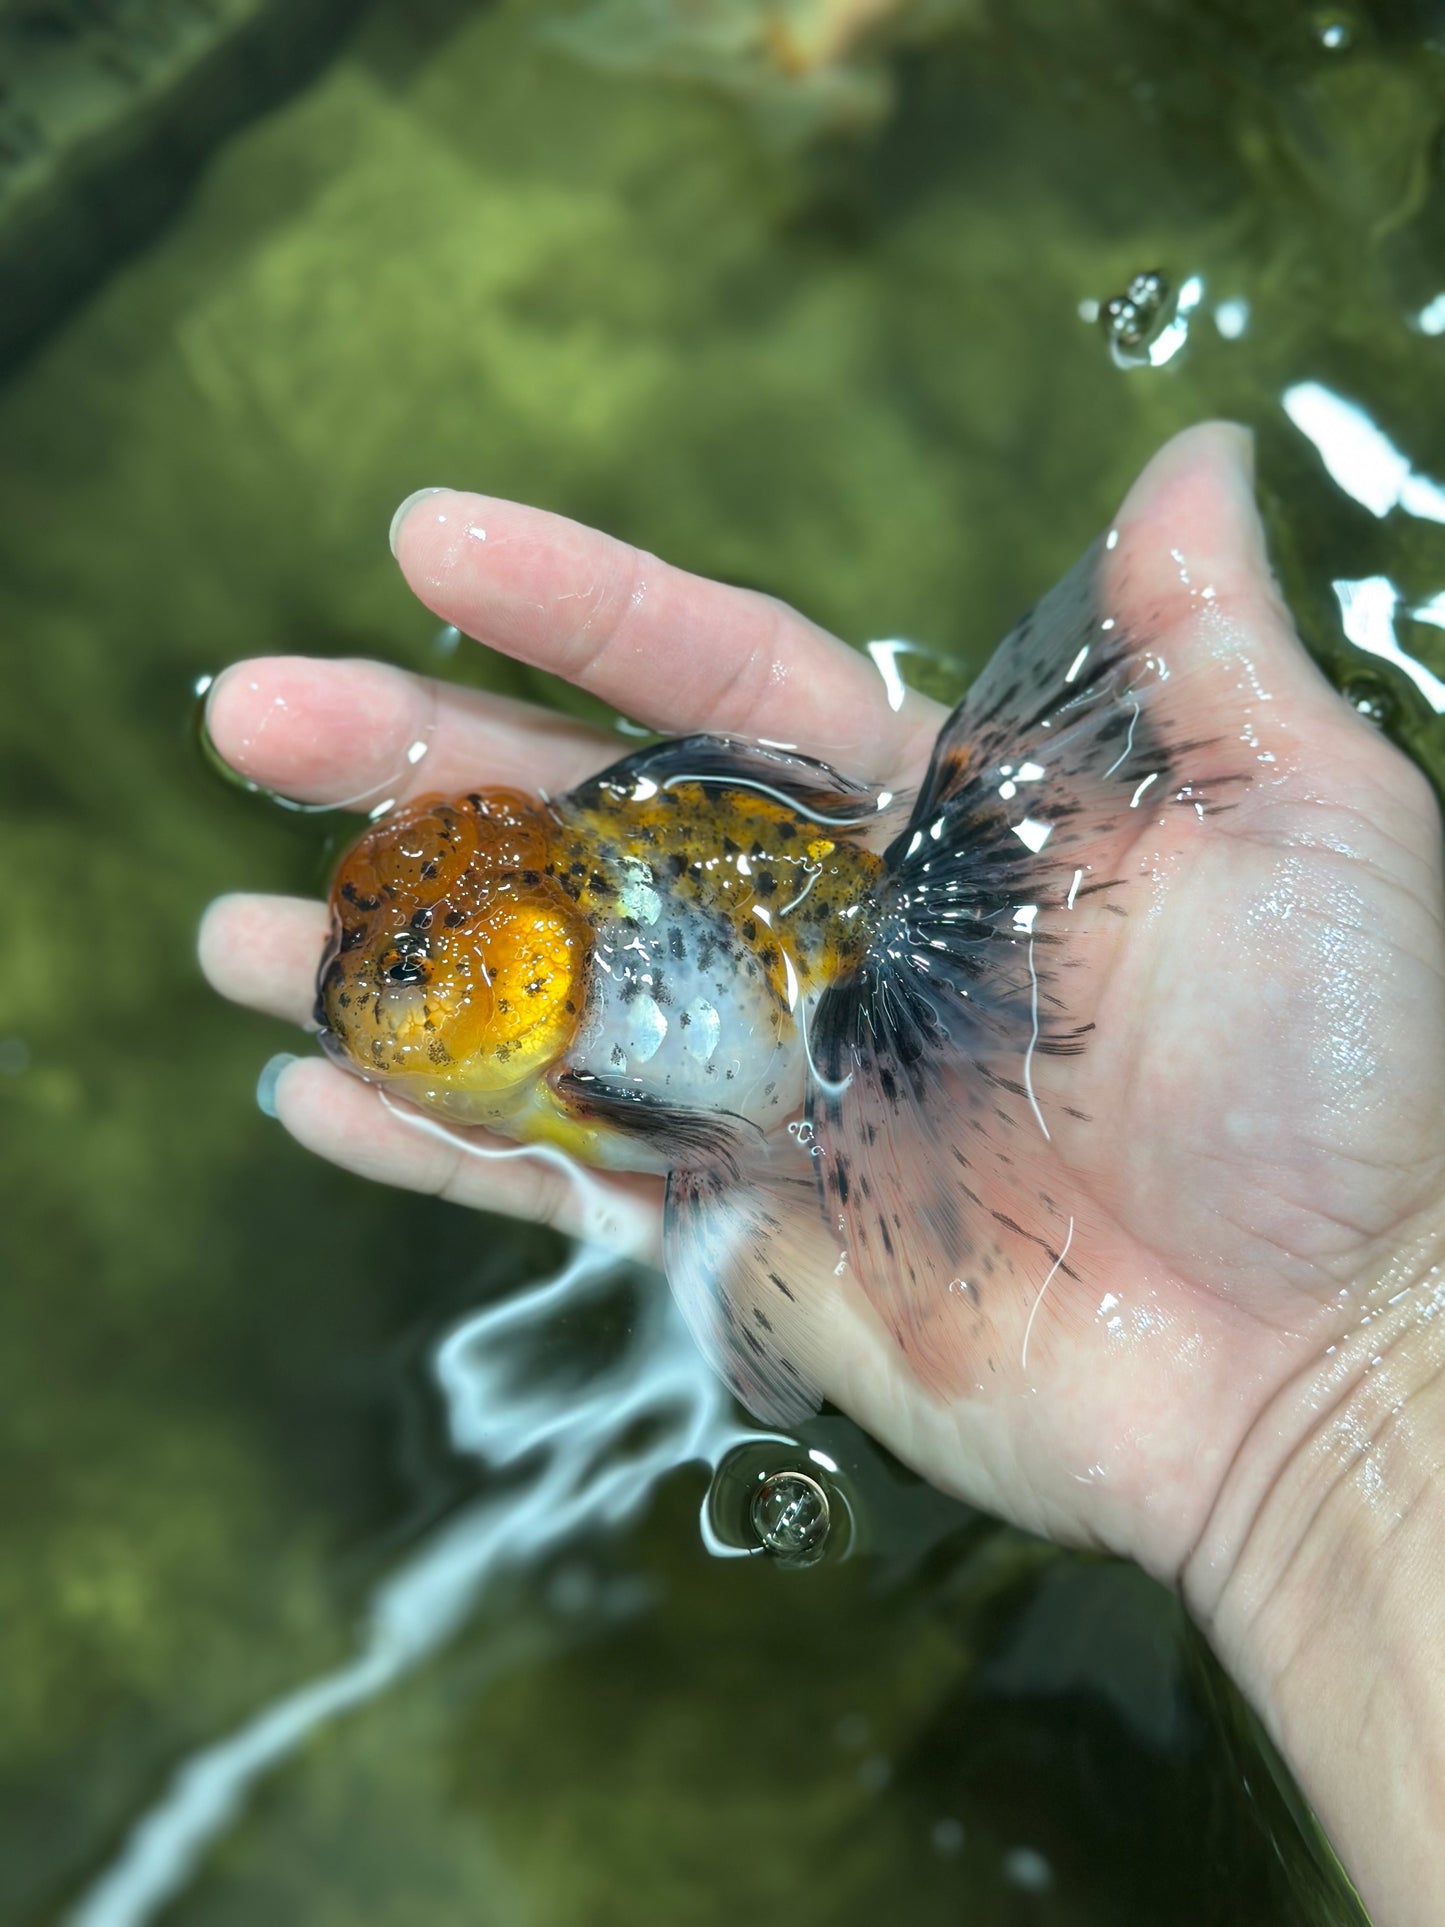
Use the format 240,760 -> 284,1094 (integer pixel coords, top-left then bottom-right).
564,906 -> 805,1129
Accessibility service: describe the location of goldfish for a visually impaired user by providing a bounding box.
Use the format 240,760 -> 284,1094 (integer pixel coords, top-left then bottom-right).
317,537 -> 1221,1424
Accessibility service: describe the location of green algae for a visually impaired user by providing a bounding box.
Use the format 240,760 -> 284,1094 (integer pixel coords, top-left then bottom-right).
1,0 -> 1438,1918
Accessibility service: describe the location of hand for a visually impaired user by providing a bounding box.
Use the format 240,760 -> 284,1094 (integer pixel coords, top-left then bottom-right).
202,425 -> 1445,1924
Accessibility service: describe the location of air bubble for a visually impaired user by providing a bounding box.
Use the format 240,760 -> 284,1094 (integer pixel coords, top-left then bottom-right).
751,1470 -> 831,1562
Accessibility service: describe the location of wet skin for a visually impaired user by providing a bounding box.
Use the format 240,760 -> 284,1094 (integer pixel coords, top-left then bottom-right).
202,426 -> 1445,1924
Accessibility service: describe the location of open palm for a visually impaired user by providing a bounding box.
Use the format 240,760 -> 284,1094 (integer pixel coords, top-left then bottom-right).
202,424 -> 1445,1593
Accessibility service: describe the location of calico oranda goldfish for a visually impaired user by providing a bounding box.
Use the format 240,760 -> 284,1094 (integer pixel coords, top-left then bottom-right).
317,539 -> 1222,1423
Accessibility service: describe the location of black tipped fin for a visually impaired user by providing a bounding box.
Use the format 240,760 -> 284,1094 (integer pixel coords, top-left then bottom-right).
807,533 -> 1230,1389
573,732 -> 888,825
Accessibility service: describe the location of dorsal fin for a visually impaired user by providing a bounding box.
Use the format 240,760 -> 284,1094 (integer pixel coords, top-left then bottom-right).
570,732 -> 891,827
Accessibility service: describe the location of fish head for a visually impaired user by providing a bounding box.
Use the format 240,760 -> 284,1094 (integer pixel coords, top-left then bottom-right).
316,789 -> 588,1118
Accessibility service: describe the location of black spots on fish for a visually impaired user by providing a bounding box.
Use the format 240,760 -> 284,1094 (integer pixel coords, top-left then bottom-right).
409,907 -> 434,932
677,1009 -> 691,1029
427,1039 -> 450,1066
741,919 -> 757,943
339,923 -> 366,953
565,999 -> 577,1015
878,1065 -> 900,1108
668,925 -> 686,962
759,945 -> 778,972
829,1157 -> 851,1207
521,868 -> 541,887
443,907 -> 469,928
742,1327 -> 765,1358
340,881 -> 381,912
1063,1104 -> 1090,1122
1036,1021 -> 1093,1060
610,1044 -> 626,1068
768,1270 -> 796,1301
753,1307 -> 774,1333
878,1218 -> 894,1258
721,834 -> 740,858
754,870 -> 778,898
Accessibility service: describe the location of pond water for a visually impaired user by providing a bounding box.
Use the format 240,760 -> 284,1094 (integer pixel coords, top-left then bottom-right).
4,0 -> 1441,1919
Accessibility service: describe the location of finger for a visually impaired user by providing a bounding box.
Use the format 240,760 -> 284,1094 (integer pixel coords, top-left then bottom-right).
1107,422 -> 1442,850
262,1054 -> 663,1258
205,657 -> 618,811
199,893 -> 325,1026
390,490 -> 944,779
1106,422 -> 1363,780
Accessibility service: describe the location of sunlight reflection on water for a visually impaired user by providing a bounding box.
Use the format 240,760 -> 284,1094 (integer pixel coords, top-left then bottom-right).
71,1188 -> 752,1927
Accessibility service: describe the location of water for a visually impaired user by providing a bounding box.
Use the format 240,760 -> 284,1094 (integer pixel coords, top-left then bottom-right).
4,0 -> 1439,1917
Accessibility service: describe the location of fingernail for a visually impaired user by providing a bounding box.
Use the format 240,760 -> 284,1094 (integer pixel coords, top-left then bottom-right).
389,487 -> 448,558
256,1052 -> 299,1118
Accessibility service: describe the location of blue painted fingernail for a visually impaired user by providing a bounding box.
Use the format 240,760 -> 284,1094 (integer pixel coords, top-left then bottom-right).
389,487 -> 448,558
256,1052 -> 299,1118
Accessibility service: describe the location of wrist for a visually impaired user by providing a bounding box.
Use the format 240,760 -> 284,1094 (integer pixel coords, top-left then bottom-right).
1183,1222 -> 1445,1926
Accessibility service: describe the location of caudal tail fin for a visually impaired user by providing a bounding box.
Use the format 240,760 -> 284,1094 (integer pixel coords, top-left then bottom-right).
805,533 -> 1233,1398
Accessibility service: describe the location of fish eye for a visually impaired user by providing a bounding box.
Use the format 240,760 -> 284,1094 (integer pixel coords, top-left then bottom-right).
380,930 -> 430,985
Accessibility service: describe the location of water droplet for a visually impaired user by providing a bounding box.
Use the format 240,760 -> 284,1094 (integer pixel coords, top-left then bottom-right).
1340,673 -> 1394,727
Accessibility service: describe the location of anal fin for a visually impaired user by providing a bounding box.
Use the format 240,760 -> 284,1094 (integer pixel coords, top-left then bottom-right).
664,1148 -> 844,1427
